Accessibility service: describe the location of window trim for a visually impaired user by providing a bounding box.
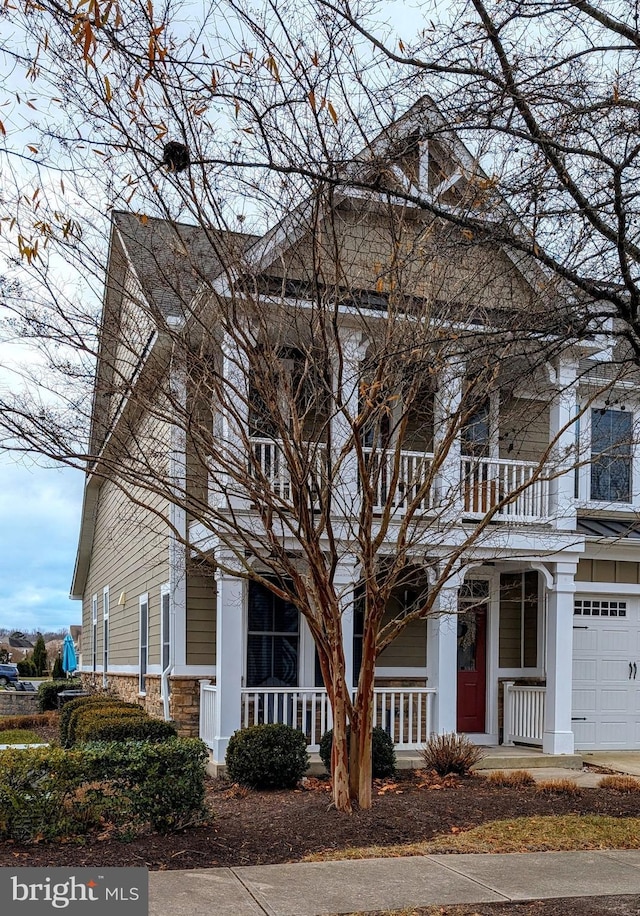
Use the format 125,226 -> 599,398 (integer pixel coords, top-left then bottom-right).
102,586 -> 109,687
91,594 -> 98,673
160,583 -> 170,698
139,593 -> 149,695
576,402 -> 637,507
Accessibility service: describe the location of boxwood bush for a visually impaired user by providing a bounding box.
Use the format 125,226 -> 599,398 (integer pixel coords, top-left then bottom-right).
60,696 -> 142,747
319,726 -> 396,779
37,680 -> 82,713
0,738 -> 208,841
75,715 -> 177,744
226,724 -> 309,789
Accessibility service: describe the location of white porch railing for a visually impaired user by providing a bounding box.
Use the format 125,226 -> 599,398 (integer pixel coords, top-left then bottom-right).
199,683 -> 217,749
250,438 -> 325,501
461,457 -> 550,521
239,687 -> 436,751
503,682 -> 546,746
363,449 -> 434,512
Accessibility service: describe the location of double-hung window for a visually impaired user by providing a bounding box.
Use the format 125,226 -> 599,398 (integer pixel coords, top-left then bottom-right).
591,408 -> 633,502
247,581 -> 299,688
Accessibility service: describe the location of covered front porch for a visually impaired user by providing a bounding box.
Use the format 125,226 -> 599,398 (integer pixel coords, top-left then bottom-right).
198,558 -> 580,764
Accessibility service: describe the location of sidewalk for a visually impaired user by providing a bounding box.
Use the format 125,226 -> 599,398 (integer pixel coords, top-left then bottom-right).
148,849 -> 640,915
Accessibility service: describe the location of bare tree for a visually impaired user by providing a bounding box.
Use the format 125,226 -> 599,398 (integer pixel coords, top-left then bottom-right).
0,0 -> 636,811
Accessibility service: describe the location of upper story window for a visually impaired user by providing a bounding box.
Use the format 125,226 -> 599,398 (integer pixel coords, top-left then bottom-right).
461,400 -> 491,458
590,408 -> 633,503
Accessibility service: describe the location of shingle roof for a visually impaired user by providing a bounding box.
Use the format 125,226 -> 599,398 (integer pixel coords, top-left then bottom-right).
112,211 -> 258,317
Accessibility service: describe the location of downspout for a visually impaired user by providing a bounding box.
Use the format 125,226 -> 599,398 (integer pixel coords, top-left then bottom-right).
163,317 -> 187,720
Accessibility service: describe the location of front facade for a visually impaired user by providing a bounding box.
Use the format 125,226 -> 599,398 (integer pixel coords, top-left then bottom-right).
72,105 -> 640,761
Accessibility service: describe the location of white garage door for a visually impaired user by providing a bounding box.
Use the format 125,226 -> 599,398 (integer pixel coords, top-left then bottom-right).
572,596 -> 640,750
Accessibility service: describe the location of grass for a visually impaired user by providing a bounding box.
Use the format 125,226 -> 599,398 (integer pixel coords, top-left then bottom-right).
484,769 -> 534,788
303,815 -> 640,862
598,775 -> 640,792
0,728 -> 44,744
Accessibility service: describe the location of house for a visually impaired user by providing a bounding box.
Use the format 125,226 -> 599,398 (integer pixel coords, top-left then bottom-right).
71,99 -> 640,762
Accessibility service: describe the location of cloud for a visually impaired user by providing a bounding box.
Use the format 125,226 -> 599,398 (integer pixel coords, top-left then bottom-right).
0,460 -> 83,632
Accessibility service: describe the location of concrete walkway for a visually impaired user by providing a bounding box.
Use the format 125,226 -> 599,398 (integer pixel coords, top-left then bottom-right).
148,850 -> 640,915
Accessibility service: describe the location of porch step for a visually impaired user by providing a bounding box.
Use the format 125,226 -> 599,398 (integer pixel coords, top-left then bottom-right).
473,749 -> 583,771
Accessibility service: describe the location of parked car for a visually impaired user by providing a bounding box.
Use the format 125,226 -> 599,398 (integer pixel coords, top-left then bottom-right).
0,663 -> 19,687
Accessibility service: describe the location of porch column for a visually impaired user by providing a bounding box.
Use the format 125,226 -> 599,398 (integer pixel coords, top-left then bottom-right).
211,567 -> 244,762
427,579 -> 461,735
331,328 -> 367,516
335,564 -> 357,693
548,357 -> 578,531
433,359 -> 463,517
543,561 -> 577,755
216,326 -> 254,512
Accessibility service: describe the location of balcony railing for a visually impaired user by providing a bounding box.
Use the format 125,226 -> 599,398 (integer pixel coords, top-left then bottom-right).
461,457 -> 550,521
249,439 -> 551,523
503,682 -> 545,746
199,683 -> 217,749
239,686 -> 436,751
363,448 -> 434,512
250,438 -> 325,502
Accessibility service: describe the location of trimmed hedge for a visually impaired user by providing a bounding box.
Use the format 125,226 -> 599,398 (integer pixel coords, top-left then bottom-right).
0,711 -> 58,732
37,680 -> 82,713
226,724 -> 309,789
60,695 -> 142,747
319,726 -> 396,779
0,738 -> 208,841
75,715 -> 177,744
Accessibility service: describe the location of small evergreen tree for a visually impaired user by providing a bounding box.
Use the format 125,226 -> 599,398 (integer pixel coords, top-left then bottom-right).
32,634 -> 48,677
52,654 -> 64,679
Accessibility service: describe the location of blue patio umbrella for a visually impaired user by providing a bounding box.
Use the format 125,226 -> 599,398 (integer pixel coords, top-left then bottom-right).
62,634 -> 78,675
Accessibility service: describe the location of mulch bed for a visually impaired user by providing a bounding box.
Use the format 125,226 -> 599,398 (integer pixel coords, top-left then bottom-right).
2,771 -> 640,871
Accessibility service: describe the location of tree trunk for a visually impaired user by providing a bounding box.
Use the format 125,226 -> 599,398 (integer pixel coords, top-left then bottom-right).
331,683 -> 352,813
354,653 -> 376,809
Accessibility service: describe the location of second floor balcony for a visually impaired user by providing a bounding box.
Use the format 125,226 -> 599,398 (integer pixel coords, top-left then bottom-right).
249,438 -> 552,524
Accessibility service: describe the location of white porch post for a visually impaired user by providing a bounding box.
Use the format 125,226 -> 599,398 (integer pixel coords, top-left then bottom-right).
168,334 -> 187,673
331,328 -> 367,516
214,327 -> 253,511
335,564 -> 357,693
433,360 -> 463,516
427,577 -> 462,734
543,561 -> 577,755
212,567 -> 244,762
548,356 -> 578,532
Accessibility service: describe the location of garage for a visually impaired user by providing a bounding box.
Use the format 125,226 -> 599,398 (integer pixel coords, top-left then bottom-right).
572,596 -> 640,749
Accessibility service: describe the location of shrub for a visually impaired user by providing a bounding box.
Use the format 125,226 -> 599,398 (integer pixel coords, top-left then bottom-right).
37,680 -> 82,713
420,733 -> 484,776
0,746 -> 97,842
51,656 -> 64,680
75,715 -> 177,744
81,738 -> 208,831
0,711 -> 58,732
0,738 -> 208,840
536,778 -> 581,796
599,775 -> 640,792
319,726 -> 397,779
226,724 -> 309,789
66,705 -> 146,747
59,695 -> 140,746
17,658 -> 36,677
485,769 -> 535,788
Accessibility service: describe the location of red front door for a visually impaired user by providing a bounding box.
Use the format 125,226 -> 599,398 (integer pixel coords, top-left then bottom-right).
456,608 -> 487,733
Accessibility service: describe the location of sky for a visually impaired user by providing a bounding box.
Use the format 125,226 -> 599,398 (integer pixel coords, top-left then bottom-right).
0,0 -> 433,636
0,458 -> 83,633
